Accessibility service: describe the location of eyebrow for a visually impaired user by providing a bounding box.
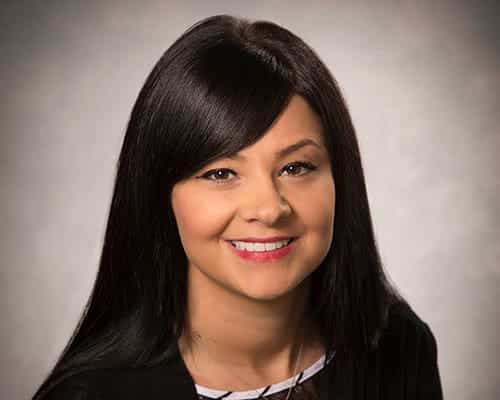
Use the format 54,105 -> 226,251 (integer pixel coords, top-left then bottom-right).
227,138 -> 323,161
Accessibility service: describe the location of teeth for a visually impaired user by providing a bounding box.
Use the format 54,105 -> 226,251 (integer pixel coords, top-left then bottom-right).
230,239 -> 292,252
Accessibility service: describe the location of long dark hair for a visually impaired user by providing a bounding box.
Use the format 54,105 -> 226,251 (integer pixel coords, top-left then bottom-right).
34,14 -> 404,398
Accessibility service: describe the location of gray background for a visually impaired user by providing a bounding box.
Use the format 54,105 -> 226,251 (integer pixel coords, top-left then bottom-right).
2,1 -> 499,399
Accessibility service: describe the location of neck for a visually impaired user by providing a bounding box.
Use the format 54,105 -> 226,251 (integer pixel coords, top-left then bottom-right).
177,264 -> 324,387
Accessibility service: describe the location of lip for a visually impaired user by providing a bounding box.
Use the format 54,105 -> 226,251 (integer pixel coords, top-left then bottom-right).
225,236 -> 295,243
226,237 -> 297,263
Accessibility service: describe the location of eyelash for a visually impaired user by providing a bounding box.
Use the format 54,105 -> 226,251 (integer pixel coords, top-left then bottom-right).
198,161 -> 317,185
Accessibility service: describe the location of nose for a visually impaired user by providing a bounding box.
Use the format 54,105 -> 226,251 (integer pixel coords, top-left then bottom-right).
238,176 -> 292,225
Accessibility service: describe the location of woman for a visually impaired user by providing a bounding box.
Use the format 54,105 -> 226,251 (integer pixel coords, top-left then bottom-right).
34,14 -> 443,400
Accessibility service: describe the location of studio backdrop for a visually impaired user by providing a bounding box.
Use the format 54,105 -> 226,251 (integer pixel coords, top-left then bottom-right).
1,1 -> 499,399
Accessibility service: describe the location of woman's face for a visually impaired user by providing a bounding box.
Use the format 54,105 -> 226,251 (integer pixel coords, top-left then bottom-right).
171,95 -> 335,302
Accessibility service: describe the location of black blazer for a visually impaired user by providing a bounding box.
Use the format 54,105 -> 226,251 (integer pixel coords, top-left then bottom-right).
42,301 -> 443,399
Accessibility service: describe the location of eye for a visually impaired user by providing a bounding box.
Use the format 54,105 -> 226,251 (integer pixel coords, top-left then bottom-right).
199,168 -> 236,184
280,161 -> 317,176
198,161 -> 317,185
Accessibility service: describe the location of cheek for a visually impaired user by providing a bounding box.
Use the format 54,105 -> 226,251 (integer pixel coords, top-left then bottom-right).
171,186 -> 232,246
295,172 -> 335,223
297,175 -> 335,246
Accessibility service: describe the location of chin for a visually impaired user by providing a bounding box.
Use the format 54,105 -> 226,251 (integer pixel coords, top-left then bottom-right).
243,291 -> 289,303
237,278 -> 305,303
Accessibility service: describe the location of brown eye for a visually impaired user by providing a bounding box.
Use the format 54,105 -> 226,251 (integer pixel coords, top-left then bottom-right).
200,168 -> 236,183
281,161 -> 317,176
197,161 -> 317,185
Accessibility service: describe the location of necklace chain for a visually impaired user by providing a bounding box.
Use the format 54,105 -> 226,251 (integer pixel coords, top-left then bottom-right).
257,336 -> 304,400
189,331 -> 306,400
284,338 -> 303,400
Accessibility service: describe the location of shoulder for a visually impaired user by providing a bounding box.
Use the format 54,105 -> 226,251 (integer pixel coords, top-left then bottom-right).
40,354 -> 196,400
382,300 -> 439,356
374,300 -> 443,398
39,373 -> 101,400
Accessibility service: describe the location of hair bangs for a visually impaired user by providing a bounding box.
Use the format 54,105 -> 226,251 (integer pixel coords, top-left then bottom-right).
161,40 -> 295,182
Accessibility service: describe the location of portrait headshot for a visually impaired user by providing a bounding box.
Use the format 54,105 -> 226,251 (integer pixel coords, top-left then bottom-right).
1,2 -> 498,400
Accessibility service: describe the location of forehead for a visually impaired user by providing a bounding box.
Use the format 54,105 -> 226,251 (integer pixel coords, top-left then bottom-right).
234,95 -> 325,158
268,95 -> 324,140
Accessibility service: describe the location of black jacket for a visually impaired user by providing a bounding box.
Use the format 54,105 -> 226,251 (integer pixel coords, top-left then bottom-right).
42,301 -> 443,399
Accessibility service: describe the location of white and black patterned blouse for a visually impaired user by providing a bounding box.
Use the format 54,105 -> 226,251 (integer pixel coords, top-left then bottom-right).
196,352 -> 336,400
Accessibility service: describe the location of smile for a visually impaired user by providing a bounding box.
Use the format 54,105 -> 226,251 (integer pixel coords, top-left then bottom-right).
226,238 -> 297,262
230,238 -> 294,252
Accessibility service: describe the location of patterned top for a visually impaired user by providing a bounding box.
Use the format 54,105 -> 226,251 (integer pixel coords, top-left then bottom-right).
196,351 -> 335,400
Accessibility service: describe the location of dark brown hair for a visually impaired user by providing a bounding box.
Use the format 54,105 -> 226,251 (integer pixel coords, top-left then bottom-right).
34,14 -> 403,399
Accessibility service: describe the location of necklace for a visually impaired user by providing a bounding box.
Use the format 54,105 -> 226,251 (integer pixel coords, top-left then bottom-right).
187,333 -> 305,400
257,338 -> 304,400
283,338 -> 304,400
